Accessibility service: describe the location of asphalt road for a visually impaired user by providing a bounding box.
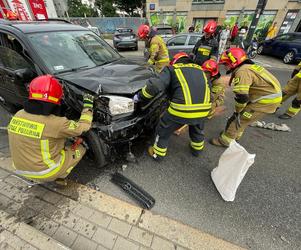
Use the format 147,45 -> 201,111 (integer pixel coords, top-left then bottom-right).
0,54 -> 300,249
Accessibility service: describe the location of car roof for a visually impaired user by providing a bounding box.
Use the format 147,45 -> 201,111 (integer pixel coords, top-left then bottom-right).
0,20 -> 87,34
278,32 -> 301,37
156,24 -> 172,29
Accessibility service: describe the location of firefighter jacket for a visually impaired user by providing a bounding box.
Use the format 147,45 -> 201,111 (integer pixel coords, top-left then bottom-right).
192,36 -> 219,66
230,64 -> 282,114
140,63 -> 211,124
7,108 -> 93,181
148,35 -> 170,72
292,61 -> 301,78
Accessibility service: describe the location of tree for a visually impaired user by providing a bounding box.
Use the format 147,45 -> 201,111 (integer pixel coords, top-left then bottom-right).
114,0 -> 145,17
67,0 -> 98,17
95,0 -> 117,17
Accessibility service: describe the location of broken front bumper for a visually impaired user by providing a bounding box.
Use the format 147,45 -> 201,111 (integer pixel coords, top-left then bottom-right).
94,94 -> 166,145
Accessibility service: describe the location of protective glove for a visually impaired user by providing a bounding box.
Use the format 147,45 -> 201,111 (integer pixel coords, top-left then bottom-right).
83,93 -> 94,109
133,93 -> 140,103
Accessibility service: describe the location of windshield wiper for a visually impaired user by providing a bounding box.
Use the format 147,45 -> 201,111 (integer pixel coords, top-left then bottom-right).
55,65 -> 90,75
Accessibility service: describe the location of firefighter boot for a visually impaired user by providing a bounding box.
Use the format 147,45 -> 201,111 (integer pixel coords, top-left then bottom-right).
148,146 -> 163,162
209,137 -> 228,147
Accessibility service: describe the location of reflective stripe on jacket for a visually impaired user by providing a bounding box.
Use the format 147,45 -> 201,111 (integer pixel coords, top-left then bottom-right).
148,35 -> 170,65
8,108 -> 92,179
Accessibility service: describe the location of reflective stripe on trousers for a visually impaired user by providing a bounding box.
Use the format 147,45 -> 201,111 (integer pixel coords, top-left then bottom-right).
14,139 -> 66,179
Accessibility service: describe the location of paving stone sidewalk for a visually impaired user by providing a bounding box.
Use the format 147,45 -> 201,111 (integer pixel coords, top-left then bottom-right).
0,162 -> 245,250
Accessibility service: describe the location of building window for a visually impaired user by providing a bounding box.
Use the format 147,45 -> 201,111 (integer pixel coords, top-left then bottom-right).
192,0 -> 225,4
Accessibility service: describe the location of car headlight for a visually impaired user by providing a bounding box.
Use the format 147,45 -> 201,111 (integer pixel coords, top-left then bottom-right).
104,95 -> 134,115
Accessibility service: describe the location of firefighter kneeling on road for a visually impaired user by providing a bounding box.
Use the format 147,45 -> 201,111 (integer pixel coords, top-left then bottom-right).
7,75 -> 94,185
278,61 -> 301,119
210,48 -> 282,147
202,59 -> 227,118
134,52 -> 211,160
137,24 -> 170,73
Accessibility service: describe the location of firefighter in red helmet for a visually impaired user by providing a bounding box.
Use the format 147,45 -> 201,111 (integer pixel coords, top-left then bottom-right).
202,59 -> 228,118
137,24 -> 170,73
210,48 -> 282,147
7,75 -> 94,185
192,20 -> 219,66
134,52 -> 211,160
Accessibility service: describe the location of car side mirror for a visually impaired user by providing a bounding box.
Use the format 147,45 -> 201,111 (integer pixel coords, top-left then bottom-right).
15,68 -> 36,82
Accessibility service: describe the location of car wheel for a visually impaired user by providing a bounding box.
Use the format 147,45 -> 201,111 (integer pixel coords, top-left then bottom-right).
0,100 -> 18,114
283,51 -> 295,64
257,45 -> 264,55
83,130 -> 107,168
134,45 -> 138,51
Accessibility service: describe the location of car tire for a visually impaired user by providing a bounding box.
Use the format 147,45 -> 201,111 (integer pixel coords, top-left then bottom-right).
0,100 -> 18,114
283,51 -> 295,64
83,130 -> 107,168
134,45 -> 138,51
257,45 -> 264,55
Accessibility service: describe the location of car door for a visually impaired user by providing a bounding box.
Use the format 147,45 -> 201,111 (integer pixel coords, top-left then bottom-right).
187,35 -> 201,54
274,34 -> 293,57
263,34 -> 285,55
166,35 -> 189,59
0,32 -> 36,107
266,34 -> 289,57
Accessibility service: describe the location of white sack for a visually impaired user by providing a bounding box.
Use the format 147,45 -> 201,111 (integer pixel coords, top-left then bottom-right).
211,141 -> 255,201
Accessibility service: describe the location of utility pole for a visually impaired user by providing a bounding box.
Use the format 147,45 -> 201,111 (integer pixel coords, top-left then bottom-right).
246,0 -> 268,43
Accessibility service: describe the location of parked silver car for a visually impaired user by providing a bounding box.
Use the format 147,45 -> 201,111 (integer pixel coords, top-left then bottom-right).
166,33 -> 202,59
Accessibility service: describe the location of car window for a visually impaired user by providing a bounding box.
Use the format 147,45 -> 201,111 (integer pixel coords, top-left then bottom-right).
188,36 -> 201,45
167,36 -> 187,46
157,29 -> 173,35
28,31 -> 121,74
0,46 -> 32,70
275,35 -> 289,41
0,33 -> 33,71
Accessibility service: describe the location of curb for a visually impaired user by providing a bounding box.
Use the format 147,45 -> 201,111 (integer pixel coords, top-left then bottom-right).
0,158 -> 245,250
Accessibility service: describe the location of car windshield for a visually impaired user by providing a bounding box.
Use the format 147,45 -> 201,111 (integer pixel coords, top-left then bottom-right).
157,29 -> 173,35
27,30 -> 121,74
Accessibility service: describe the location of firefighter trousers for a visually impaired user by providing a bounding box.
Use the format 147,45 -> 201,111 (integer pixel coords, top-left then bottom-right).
219,109 -> 266,146
28,145 -> 86,183
152,113 -> 205,157
282,75 -> 301,117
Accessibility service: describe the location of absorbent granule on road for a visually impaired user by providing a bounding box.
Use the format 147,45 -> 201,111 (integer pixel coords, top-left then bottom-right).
250,121 -> 291,132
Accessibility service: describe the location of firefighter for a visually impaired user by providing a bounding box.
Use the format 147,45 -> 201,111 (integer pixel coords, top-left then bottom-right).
278,61 -> 301,119
7,75 -> 94,185
137,24 -> 170,73
202,59 -> 227,118
192,20 -> 219,66
134,52 -> 211,160
210,48 -> 282,147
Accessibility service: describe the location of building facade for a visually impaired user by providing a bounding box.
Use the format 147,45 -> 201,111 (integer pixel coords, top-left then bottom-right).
0,0 -> 57,20
146,0 -> 301,36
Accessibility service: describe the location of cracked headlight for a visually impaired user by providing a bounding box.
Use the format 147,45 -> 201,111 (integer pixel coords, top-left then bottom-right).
104,95 -> 134,115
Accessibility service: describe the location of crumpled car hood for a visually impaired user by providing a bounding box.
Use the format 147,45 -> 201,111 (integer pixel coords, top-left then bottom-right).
58,58 -> 154,95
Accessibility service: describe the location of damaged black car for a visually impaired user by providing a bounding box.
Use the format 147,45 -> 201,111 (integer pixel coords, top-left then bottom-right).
0,20 -> 166,167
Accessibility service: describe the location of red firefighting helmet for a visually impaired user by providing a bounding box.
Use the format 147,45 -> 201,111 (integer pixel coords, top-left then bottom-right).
203,20 -> 217,34
6,10 -> 18,20
137,24 -> 150,39
219,48 -> 247,69
29,75 -> 63,105
170,52 -> 189,66
202,59 -> 219,77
